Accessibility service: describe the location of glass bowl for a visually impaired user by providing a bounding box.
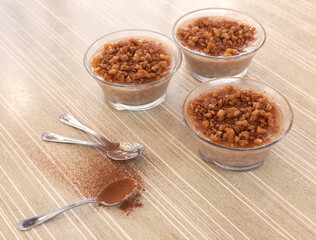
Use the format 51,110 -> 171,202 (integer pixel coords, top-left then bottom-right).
84,29 -> 182,111
172,8 -> 266,82
183,77 -> 293,171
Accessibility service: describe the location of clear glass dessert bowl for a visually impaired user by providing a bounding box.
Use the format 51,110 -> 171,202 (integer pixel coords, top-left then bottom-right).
172,8 -> 266,82
84,29 -> 182,111
183,77 -> 293,171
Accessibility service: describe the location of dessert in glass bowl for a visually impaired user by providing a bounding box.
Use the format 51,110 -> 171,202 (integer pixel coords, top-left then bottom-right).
84,29 -> 182,110
183,77 -> 293,171
173,8 -> 266,82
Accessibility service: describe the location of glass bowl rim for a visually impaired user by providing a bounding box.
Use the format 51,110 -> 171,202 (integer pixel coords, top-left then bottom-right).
172,8 -> 266,59
182,77 -> 294,152
83,29 -> 183,88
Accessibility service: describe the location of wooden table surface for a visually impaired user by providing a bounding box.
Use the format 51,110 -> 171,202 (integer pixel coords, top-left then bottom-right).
1,0 -> 316,239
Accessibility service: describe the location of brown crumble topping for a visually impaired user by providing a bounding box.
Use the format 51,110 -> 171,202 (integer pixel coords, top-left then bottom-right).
91,38 -> 172,85
177,17 -> 256,57
188,85 -> 281,148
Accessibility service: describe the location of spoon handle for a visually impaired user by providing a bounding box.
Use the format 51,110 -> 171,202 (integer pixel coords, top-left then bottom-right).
59,114 -> 119,148
42,132 -> 95,146
18,199 -> 96,231
41,132 -> 108,154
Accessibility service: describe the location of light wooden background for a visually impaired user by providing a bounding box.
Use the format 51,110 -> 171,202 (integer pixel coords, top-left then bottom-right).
0,0 -> 316,239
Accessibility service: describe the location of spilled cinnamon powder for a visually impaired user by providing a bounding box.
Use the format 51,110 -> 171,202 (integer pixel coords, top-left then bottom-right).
119,191 -> 143,215
97,178 -> 137,205
39,135 -> 144,214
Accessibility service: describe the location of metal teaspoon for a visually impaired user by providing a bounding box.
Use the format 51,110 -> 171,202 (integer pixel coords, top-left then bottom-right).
42,132 -> 141,160
59,114 -> 144,158
18,179 -> 137,230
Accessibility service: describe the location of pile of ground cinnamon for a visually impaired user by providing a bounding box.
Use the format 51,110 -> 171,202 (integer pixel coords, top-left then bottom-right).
119,191 -> 143,214
79,150 -> 144,214
97,178 -> 137,205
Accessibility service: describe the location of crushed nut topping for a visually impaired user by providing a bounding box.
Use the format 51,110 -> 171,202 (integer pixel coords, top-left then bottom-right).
187,85 -> 281,148
91,39 -> 172,85
177,17 -> 256,57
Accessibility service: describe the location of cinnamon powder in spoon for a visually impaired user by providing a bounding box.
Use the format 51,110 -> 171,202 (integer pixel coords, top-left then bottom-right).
97,178 -> 137,205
